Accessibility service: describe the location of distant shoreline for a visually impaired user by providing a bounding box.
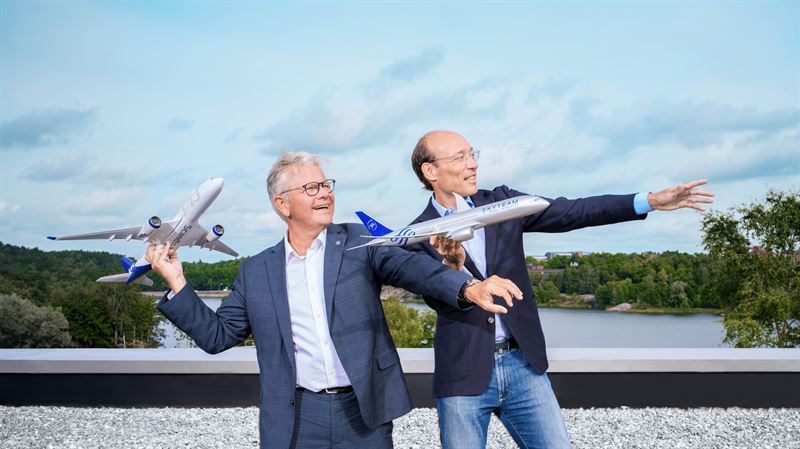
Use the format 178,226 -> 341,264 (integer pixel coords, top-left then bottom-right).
144,291 -> 723,315
538,303 -> 723,315
142,290 -> 230,298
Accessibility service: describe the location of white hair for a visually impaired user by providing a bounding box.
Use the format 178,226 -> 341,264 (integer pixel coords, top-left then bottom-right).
266,151 -> 323,219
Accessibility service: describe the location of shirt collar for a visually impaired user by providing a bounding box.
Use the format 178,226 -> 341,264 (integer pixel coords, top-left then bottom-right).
284,227 -> 327,263
430,194 -> 475,217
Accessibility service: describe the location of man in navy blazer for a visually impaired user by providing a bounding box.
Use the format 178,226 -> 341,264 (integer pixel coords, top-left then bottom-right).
407,130 -> 715,449
146,151 -> 522,449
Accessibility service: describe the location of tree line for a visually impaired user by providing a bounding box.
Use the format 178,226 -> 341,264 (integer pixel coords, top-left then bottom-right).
529,251 -> 718,310
1,190 -> 796,349
0,243 -> 254,348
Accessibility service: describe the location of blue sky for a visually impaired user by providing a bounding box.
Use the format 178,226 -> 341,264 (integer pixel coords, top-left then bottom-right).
1,1 -> 798,262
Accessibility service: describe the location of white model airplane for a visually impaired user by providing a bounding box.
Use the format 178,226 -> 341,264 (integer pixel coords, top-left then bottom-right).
351,193 -> 550,250
47,177 -> 239,286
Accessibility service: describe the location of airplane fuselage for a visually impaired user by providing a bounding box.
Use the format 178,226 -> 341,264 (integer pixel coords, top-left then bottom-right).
128,178 -> 224,272
365,195 -> 549,247
163,178 -> 223,249
48,176 -> 236,285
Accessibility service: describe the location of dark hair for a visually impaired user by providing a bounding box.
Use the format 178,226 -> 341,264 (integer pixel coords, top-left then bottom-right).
411,135 -> 434,191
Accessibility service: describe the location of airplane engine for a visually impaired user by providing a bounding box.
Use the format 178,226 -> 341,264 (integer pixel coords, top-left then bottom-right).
447,228 -> 475,242
205,224 -> 224,243
138,216 -> 162,237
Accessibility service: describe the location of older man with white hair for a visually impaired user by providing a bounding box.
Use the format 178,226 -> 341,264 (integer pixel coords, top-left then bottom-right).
147,151 -> 523,449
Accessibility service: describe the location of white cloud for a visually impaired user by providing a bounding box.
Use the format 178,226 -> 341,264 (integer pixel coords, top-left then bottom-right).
378,48 -> 445,82
0,106 -> 98,150
66,187 -> 148,215
21,152 -> 89,181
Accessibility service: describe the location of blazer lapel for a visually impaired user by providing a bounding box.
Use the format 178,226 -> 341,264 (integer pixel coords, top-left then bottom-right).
264,240 -> 296,375
473,192 -> 499,276
323,224 -> 347,324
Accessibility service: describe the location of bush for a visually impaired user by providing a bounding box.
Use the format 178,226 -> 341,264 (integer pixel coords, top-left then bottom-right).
381,297 -> 436,348
0,293 -> 72,348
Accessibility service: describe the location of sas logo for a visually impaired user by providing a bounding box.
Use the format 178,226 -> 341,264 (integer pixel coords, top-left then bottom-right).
367,220 -> 378,232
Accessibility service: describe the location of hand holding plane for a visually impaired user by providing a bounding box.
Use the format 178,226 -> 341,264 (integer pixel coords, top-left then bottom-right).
47,177 -> 239,286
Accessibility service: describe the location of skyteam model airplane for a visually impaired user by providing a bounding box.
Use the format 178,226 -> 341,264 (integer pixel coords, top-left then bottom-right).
47,177 -> 239,286
351,193 -> 550,250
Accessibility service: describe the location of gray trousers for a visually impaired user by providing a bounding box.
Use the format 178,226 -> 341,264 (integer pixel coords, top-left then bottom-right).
289,388 -> 393,449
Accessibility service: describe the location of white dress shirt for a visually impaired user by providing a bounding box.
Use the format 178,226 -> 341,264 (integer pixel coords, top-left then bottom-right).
284,228 -> 352,391
431,196 -> 511,342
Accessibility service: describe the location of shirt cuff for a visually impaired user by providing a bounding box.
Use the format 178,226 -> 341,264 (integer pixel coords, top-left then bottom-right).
633,192 -> 654,215
166,290 -> 176,301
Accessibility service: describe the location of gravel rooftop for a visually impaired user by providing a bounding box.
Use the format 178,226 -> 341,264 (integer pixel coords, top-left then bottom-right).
2,406 -> 798,449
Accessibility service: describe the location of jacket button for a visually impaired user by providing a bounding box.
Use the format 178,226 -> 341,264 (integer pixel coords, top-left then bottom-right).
290,400 -> 294,406
488,316 -> 495,324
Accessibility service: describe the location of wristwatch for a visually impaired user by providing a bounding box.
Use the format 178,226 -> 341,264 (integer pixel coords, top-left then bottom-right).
458,278 -> 482,303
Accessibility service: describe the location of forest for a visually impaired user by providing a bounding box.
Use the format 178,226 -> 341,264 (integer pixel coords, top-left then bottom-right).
1,190 -> 796,349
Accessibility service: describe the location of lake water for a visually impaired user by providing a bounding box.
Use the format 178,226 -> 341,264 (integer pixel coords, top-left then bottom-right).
159,298 -> 728,348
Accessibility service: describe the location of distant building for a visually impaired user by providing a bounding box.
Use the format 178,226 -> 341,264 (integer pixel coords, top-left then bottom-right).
543,251 -> 590,259
528,265 -> 565,276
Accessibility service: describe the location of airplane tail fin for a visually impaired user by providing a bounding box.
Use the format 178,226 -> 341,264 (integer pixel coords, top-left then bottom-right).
354,211 -> 393,236
97,273 -> 154,287
120,256 -> 135,271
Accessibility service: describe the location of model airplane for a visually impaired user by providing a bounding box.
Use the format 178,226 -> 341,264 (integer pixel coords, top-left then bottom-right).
351,193 -> 550,250
47,177 -> 239,286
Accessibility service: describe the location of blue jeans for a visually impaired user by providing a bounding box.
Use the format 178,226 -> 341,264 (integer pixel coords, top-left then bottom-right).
436,348 -> 572,449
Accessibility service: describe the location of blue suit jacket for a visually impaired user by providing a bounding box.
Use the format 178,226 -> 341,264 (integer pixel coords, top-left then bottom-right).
407,185 -> 646,398
158,223 -> 471,449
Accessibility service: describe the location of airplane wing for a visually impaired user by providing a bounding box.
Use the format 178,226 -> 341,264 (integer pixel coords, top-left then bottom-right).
48,226 -> 147,241
194,235 -> 240,257
48,219 -> 180,243
96,273 -> 154,287
204,239 -> 240,257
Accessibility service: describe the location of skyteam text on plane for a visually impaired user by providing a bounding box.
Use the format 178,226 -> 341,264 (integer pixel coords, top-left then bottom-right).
351,193 -> 549,250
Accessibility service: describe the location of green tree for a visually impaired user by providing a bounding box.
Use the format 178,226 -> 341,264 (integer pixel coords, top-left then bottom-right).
50,283 -> 162,348
0,293 -> 72,348
381,297 -> 436,348
533,281 -> 561,304
702,190 -> 800,347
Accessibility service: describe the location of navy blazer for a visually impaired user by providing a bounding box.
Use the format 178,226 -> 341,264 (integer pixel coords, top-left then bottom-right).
407,185 -> 646,398
158,223 -> 471,449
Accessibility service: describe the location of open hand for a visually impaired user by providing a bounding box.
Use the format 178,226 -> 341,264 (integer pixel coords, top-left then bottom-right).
648,179 -> 715,212
463,275 -> 523,315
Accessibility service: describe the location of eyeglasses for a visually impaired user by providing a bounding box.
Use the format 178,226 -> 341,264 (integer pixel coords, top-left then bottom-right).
280,179 -> 336,196
429,148 -> 480,165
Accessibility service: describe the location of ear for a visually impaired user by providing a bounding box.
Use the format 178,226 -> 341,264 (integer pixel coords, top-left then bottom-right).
421,162 -> 438,186
273,195 -> 291,220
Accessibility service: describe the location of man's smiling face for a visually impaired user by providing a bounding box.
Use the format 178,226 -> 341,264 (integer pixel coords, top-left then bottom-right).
424,131 -> 479,198
279,164 -> 335,229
